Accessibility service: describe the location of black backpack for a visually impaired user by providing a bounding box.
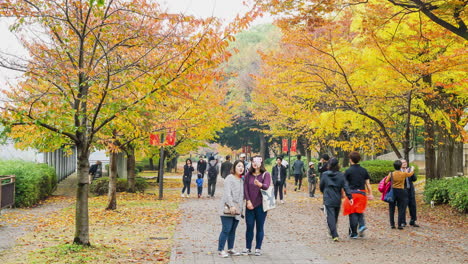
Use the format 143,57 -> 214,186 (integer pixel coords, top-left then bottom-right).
208,164 -> 217,180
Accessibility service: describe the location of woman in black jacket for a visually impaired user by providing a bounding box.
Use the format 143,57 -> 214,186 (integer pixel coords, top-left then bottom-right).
181,159 -> 194,197
320,158 -> 353,241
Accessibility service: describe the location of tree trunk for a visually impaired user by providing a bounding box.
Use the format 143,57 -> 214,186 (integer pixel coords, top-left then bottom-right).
403,92 -> 413,162
127,145 -> 136,193
424,119 -> 438,179
149,157 -> 154,171
259,133 -> 266,159
73,142 -> 91,246
106,151 -> 118,210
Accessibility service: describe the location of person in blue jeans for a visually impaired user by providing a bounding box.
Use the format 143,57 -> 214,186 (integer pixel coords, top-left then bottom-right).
218,160 -> 245,258
242,156 -> 271,256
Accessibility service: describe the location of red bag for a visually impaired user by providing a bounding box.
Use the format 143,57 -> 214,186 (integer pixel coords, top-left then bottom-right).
378,176 -> 391,201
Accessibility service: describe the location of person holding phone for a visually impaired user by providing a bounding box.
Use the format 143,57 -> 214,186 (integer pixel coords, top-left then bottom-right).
242,156 -> 271,256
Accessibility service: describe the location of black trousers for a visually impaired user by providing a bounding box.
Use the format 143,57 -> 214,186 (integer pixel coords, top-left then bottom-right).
349,213 -> 365,236
274,181 -> 284,200
406,188 -> 417,224
208,180 -> 217,197
294,174 -> 302,190
197,186 -> 203,196
324,205 -> 340,238
182,180 -> 191,195
389,188 -> 408,227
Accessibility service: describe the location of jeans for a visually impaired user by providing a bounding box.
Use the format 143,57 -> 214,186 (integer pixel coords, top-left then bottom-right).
324,205 -> 340,238
294,174 -> 302,190
218,216 -> 239,251
245,204 -> 267,250
274,181 -> 284,200
349,213 -> 365,236
181,180 -> 191,195
208,180 -> 217,197
389,188 -> 408,227
197,186 -> 203,196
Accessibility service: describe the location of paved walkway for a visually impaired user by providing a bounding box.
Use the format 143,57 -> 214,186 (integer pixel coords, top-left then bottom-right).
170,178 -> 327,264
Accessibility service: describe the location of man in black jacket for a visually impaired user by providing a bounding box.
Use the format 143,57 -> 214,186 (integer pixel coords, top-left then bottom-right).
318,154 -> 330,180
401,159 -> 419,227
197,156 -> 207,178
272,156 -> 287,203
220,155 -> 233,179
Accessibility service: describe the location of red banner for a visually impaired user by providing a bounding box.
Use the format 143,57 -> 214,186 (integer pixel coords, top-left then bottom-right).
282,139 -> 288,152
246,146 -> 251,153
149,134 -> 160,146
165,130 -> 176,146
290,139 -> 297,152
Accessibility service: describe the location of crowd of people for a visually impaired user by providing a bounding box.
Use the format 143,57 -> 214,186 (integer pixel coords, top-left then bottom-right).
179,151 -> 419,257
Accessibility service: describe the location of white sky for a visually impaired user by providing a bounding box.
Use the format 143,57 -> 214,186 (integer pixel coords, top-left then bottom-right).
0,0 -> 272,85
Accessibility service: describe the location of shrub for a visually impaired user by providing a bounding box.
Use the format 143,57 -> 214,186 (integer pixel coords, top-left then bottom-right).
358,160 -> 419,184
90,177 -> 148,195
0,160 -> 57,207
424,177 -> 468,213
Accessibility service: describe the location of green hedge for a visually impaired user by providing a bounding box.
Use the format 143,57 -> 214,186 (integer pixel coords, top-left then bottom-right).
90,177 -> 148,195
344,160 -> 419,184
424,177 -> 468,213
0,160 -> 57,207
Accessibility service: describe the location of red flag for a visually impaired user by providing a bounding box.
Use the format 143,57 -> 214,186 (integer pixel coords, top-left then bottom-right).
282,139 -> 288,152
150,134 -> 160,146
246,146 -> 251,154
165,130 -> 176,146
291,139 -> 297,152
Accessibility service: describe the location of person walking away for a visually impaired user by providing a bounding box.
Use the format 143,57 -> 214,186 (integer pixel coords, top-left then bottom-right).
271,156 -> 287,203
89,160 -> 102,182
401,159 -> 419,227
343,151 -> 374,238
217,160 -> 245,258
181,159 -> 194,197
307,162 -> 317,198
386,160 -> 414,229
320,158 -> 353,242
207,156 -> 219,198
281,157 -> 289,195
197,156 -> 207,178
221,155 -> 233,179
196,173 -> 204,198
292,155 -> 305,191
243,156 -> 271,256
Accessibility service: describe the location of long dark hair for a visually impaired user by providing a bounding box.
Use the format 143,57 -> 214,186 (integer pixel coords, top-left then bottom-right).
248,155 -> 267,174
327,158 -> 340,172
185,158 -> 192,165
231,160 -> 245,175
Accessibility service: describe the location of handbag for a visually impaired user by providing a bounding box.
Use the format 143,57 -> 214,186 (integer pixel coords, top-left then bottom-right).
383,172 -> 395,203
224,203 -> 241,215
260,173 -> 276,212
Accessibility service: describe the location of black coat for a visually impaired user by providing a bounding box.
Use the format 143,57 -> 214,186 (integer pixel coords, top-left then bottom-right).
183,164 -> 194,181
220,161 -> 233,179
271,164 -> 287,184
320,170 -> 352,207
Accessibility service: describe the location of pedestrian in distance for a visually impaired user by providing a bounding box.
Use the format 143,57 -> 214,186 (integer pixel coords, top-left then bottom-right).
221,155 -> 233,179
207,156 -> 219,198
89,160 -> 102,183
243,156 -> 271,256
401,159 -> 419,227
307,162 -> 317,198
385,160 -> 414,229
239,153 -> 247,176
320,158 -> 353,242
181,159 -> 194,198
343,151 -> 374,239
318,154 -> 330,180
196,173 -> 203,198
217,160 -> 245,258
271,156 -> 287,203
292,155 -> 305,191
197,156 -> 207,178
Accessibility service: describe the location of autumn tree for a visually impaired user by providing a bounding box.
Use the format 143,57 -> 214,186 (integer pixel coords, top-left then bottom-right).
0,0 -> 244,245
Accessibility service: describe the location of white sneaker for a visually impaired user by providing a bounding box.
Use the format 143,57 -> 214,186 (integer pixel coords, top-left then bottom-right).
181,193 -> 185,197
254,249 -> 262,256
241,248 -> 251,255
227,249 -> 241,256
218,250 -> 229,258
187,194 -> 190,198
280,200 -> 285,204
